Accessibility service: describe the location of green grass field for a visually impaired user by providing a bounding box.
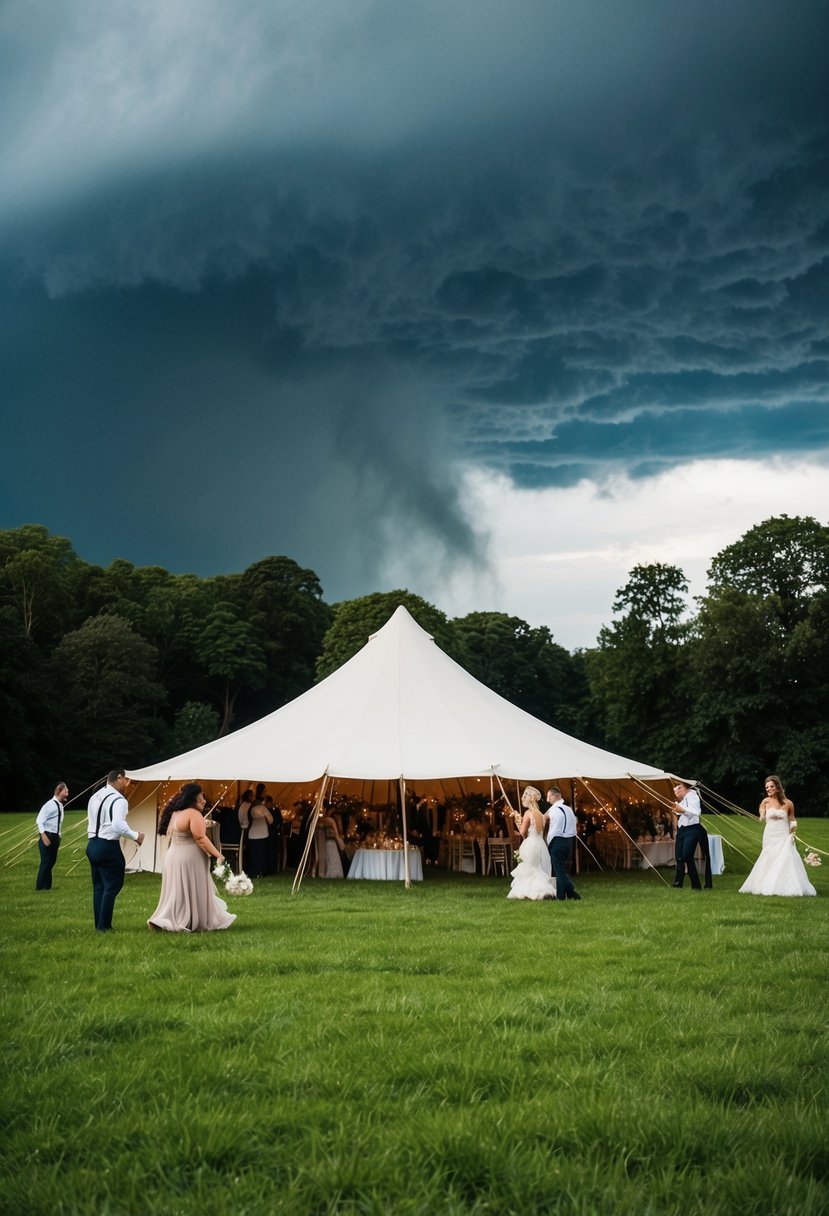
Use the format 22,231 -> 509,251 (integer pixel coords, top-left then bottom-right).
2,813 -> 828,1215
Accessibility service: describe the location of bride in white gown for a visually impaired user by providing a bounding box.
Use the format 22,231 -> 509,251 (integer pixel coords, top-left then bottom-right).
507,786 -> 557,901
740,775 -> 816,897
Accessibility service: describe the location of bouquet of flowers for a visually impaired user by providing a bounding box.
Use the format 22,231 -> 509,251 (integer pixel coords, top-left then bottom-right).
212,860 -> 254,895
804,851 -> 822,868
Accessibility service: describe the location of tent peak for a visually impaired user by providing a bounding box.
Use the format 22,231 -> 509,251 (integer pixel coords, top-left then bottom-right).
369,604 -> 434,643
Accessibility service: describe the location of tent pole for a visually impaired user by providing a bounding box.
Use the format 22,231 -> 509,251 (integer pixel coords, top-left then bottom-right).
399,777 -> 411,889
570,779 -> 578,874
495,773 -> 520,849
291,773 -> 329,895
153,788 -> 159,873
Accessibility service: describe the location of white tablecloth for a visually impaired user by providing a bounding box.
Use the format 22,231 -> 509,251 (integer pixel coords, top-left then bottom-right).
347,848 -> 424,881
707,834 -> 724,875
637,840 -> 675,869
636,834 -> 724,874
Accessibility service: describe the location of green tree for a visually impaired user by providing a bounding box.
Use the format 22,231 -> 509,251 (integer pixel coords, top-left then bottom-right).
685,516 -> 829,814
450,611 -> 588,734
687,578 -> 829,816
167,701 -> 222,755
611,562 -> 690,637
51,615 -> 167,786
237,556 -> 331,713
193,603 -> 267,736
586,563 -> 690,767
0,524 -> 84,643
74,560 -> 208,691
0,606 -> 57,805
315,591 -> 454,680
685,588 -> 786,792
708,515 -> 829,629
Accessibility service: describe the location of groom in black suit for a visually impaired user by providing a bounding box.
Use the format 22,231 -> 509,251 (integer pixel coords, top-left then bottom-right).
545,786 -> 581,901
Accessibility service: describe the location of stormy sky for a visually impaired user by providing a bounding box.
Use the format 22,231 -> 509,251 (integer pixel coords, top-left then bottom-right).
2,0 -> 828,648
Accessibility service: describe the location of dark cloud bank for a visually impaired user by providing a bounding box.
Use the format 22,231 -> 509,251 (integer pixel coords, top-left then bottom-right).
1,0 -> 827,601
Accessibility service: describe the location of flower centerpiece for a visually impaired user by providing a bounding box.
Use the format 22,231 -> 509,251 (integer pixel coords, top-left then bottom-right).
212,860 -> 254,895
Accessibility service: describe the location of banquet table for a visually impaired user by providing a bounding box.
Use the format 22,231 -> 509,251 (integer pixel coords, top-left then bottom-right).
635,834 -> 724,875
347,847 -> 424,881
706,834 -> 725,875
636,839 -> 675,869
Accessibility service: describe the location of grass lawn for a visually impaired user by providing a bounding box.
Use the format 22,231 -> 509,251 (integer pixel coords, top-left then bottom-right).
2,813 -> 828,1215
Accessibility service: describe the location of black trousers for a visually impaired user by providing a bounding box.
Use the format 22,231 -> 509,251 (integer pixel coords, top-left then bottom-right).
692,825 -> 712,888
246,835 -> 272,878
86,838 -> 126,930
549,837 -> 577,900
36,833 -> 60,889
674,826 -> 701,889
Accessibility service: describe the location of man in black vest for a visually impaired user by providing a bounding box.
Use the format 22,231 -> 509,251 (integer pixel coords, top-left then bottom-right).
86,768 -> 144,931
545,786 -> 581,901
35,782 -> 69,889
670,779 -> 711,889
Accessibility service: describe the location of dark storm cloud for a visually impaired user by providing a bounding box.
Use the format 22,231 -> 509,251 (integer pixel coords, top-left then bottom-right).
1,0 -> 828,593
478,399 -> 829,489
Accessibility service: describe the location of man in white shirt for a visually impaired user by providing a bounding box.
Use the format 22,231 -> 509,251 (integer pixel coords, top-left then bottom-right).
545,786 -> 581,901
86,768 -> 144,931
670,779 -> 704,889
35,782 -> 68,890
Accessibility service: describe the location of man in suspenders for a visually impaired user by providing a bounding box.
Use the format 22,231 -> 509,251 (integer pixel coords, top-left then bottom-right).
86,768 -> 145,931
35,782 -> 69,889
545,786 -> 582,901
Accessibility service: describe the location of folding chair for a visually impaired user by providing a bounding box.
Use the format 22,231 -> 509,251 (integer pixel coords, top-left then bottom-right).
486,837 -> 511,876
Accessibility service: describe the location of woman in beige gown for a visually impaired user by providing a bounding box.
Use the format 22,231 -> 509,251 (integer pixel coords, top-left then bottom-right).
313,812 -> 345,878
148,783 -> 236,932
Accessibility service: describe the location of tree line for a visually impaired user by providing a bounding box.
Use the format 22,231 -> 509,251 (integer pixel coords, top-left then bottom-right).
1,515 -> 827,814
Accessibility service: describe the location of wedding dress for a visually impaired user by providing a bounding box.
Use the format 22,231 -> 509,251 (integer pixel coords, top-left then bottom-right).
507,820 -> 557,900
739,809 -> 816,897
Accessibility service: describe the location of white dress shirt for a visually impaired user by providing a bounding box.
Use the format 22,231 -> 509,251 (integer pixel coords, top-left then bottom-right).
36,798 -> 64,836
546,799 -> 577,841
87,784 -> 138,841
676,789 -> 701,828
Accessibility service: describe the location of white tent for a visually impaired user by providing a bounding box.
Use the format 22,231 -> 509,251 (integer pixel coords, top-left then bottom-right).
126,605 -> 674,875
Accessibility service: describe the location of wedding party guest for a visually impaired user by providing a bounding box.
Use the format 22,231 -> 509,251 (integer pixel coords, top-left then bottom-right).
263,795 -> 283,872
670,779 -> 703,890
86,769 -> 145,932
545,786 -> 581,901
409,798 -> 437,864
35,781 -> 69,890
237,788 -> 254,830
507,786 -> 556,900
739,775 -> 816,898
148,782 -> 236,932
246,792 -> 274,878
314,807 -> 345,878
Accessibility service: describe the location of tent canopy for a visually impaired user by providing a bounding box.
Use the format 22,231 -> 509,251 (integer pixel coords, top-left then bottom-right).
129,605 -> 671,788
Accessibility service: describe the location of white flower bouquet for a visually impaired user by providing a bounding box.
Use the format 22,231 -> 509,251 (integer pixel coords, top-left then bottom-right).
212,860 -> 254,895
804,851 -> 822,868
